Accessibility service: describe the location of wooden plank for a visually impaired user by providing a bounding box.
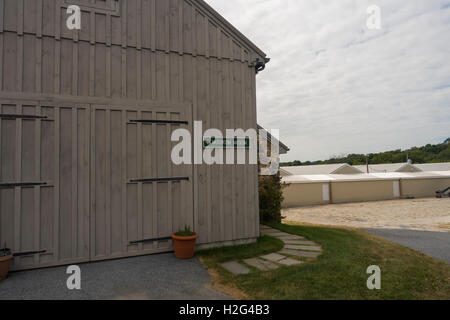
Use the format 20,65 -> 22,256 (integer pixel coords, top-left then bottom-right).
178,49 -> 183,100
71,106 -> 78,258
121,109 -> 127,253
151,120 -> 157,250
192,57 -> 198,235
166,114 -> 172,237
72,41 -> 78,95
36,0 -> 42,38
0,33 -> 3,90
89,106 -> 96,258
137,110 -> 143,251
0,0 -> 4,33
228,59 -> 236,240
121,48 -> 126,97
121,0 -> 127,48
217,40 -> 224,242
89,44 -> 95,96
178,0 -> 183,55
90,11 -> 95,44
188,105 -> 194,229
204,13 -> 209,59
106,46 -> 111,96
53,106 -> 60,261
136,0 -> 142,50
17,0 -> 24,36
191,5 -> 196,57
105,108 -> 111,256
206,60 -> 211,243
165,54 -> 170,100
167,179 -> 172,238
241,53 -> 248,238
217,27 -> 221,60
150,0 -> 156,52
35,36 -> 42,93
165,0 -> 170,54
137,50 -> 141,99
54,40 -> 61,94
14,104 -> 23,263
106,13 -> 112,46
55,0 -> 61,41
84,105 -> 90,258
17,36 -> 23,92
151,51 -> 156,99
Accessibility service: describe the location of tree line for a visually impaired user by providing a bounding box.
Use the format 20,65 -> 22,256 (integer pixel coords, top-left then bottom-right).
281,138 -> 450,167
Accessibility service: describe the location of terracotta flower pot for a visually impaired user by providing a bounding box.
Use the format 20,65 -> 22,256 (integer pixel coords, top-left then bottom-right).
172,233 -> 199,259
0,249 -> 13,281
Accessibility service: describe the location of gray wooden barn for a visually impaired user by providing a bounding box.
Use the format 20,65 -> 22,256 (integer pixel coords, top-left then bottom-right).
0,0 -> 268,270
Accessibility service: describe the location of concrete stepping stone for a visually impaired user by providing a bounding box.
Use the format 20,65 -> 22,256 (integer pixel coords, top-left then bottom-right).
284,245 -> 322,252
278,258 -> 303,266
218,226 -> 323,275
260,229 -> 284,233
277,235 -> 306,241
283,240 -> 318,246
279,249 -> 321,258
262,232 -> 291,237
260,253 -> 286,262
243,258 -> 280,271
219,261 -> 250,275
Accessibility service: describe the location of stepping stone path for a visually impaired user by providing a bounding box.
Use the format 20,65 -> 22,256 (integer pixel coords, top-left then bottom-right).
218,226 -> 323,275
243,258 -> 279,271
219,261 -> 250,275
260,253 -> 286,262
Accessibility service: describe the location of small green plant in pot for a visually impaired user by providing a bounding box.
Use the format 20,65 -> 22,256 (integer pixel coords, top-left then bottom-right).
172,225 -> 198,259
0,243 -> 13,280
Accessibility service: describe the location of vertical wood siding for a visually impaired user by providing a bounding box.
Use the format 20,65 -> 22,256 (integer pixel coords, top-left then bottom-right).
0,0 -> 263,269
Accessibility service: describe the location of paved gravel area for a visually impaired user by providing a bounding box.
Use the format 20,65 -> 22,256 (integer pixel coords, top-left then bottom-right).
0,253 -> 230,300
283,198 -> 450,232
365,228 -> 450,264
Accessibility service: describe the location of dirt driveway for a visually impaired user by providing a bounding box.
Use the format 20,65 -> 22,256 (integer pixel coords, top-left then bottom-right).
283,198 -> 450,232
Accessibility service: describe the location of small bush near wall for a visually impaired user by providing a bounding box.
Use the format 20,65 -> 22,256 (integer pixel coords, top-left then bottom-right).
259,173 -> 286,223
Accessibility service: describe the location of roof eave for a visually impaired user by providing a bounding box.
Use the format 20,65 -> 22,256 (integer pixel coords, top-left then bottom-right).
194,0 -> 268,59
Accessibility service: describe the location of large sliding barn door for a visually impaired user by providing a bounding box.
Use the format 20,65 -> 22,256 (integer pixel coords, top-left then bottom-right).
90,105 -> 193,261
0,100 -> 90,271
0,101 -> 191,270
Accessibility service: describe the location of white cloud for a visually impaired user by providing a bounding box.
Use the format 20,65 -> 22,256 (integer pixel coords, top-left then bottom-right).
205,0 -> 450,161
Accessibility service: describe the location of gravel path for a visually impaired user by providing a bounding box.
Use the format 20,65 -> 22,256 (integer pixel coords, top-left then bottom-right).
0,253 -> 230,300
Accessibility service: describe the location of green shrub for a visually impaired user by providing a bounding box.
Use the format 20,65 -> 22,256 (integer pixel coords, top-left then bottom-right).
258,173 -> 286,223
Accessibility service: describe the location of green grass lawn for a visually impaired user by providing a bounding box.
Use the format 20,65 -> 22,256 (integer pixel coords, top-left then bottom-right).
198,223 -> 450,300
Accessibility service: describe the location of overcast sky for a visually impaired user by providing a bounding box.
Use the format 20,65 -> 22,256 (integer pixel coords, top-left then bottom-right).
205,0 -> 450,162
